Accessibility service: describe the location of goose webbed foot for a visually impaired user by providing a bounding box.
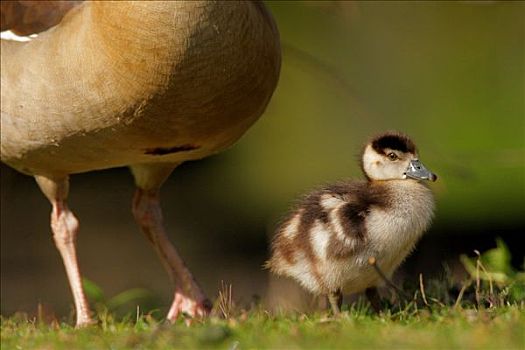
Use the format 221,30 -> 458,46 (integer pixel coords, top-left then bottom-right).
167,290 -> 212,323
130,163 -> 211,323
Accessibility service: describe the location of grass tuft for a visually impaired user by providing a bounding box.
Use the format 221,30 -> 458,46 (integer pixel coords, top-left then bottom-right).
2,241 -> 524,349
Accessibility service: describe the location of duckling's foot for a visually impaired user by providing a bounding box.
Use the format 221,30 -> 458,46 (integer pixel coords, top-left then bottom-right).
167,290 -> 212,323
328,289 -> 343,315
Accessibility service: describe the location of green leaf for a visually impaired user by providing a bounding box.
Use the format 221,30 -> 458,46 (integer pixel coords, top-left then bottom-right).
460,254 -> 477,276
106,288 -> 155,311
460,253 -> 509,284
82,278 -> 105,304
480,238 -> 512,275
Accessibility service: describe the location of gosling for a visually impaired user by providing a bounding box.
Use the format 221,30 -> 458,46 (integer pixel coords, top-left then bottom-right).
267,131 -> 437,313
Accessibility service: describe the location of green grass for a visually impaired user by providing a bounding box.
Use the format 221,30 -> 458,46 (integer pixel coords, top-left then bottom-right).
1,304 -> 524,350
2,242 -> 524,349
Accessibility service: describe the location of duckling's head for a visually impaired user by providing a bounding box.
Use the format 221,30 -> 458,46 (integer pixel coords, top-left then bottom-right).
361,132 -> 437,182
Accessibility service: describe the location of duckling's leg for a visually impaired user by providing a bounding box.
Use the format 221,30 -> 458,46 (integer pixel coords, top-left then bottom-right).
130,163 -> 211,322
365,287 -> 382,313
328,289 -> 343,315
35,175 -> 94,328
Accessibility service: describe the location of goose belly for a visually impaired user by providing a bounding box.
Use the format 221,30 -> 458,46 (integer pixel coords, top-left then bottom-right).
0,102 -> 257,176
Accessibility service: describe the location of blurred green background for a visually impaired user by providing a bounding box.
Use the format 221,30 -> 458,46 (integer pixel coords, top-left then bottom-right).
1,1 -> 524,317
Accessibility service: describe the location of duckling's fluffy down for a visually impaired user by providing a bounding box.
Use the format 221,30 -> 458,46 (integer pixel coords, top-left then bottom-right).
267,179 -> 434,295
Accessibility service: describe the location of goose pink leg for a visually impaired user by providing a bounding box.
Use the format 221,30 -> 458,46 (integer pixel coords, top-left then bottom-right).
130,164 -> 211,322
35,175 -> 94,327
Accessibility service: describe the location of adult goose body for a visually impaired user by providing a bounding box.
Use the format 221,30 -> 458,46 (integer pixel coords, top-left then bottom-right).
1,1 -> 280,175
1,1 -> 281,327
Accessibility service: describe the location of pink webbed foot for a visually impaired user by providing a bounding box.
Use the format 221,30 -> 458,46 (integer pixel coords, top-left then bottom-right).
130,163 -> 212,324
167,290 -> 212,323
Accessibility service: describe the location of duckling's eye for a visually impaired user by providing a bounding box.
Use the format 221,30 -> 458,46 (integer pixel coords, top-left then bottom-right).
387,152 -> 398,161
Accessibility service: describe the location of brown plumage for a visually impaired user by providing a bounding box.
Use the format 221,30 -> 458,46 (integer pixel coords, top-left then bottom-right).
1,1 -> 281,327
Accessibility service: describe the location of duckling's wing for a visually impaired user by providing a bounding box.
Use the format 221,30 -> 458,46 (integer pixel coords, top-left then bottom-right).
315,180 -> 389,260
266,183 -> 369,293
266,183 -> 361,268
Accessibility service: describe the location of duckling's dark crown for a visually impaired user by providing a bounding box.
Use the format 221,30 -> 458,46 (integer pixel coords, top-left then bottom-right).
370,132 -> 416,155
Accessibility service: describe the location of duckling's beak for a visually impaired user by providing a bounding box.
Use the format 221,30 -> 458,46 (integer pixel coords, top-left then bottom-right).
404,159 -> 437,182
